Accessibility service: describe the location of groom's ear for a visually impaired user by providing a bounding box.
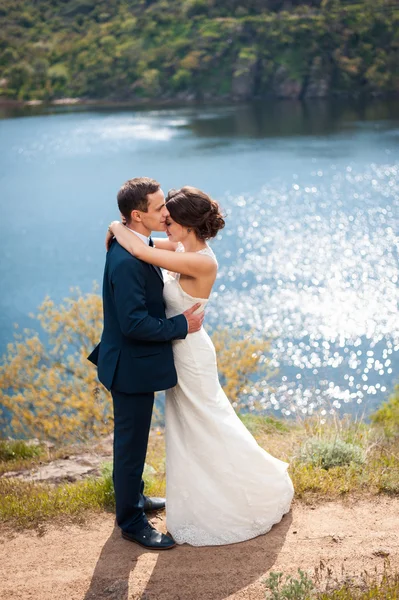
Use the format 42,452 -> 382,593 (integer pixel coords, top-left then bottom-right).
130,209 -> 141,223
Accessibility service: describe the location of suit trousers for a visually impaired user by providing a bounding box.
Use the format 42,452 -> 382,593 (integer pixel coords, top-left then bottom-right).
111,389 -> 155,534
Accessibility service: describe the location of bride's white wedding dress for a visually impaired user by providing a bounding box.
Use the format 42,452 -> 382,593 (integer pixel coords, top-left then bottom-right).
163,243 -> 294,546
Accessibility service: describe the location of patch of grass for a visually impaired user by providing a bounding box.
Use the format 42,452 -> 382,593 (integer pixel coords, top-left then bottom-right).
291,443 -> 399,500
239,414 -> 291,436
0,440 -> 44,462
291,461 -> 370,499
263,565 -> 399,599
298,414 -> 372,448
1,411 -> 399,528
0,431 -> 166,528
283,412 -> 399,501
0,452 -> 167,529
0,463 -> 115,528
0,440 -> 49,476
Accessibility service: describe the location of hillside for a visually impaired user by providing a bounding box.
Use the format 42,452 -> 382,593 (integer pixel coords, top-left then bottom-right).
0,0 -> 398,103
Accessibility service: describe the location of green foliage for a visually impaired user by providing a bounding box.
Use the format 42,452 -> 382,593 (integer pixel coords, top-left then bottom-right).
298,438 -> 365,470
263,566 -> 399,599
263,569 -> 314,599
0,0 -> 397,101
371,384 -> 399,438
0,440 -> 43,461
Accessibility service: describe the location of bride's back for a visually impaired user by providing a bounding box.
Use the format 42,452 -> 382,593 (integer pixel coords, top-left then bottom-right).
167,243 -> 218,301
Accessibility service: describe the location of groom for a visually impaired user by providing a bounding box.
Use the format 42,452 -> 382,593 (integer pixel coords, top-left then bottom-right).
88,177 -> 204,550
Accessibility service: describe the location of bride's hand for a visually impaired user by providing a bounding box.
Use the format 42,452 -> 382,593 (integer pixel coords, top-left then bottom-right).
105,220 -> 121,251
107,220 -> 147,258
105,228 -> 114,251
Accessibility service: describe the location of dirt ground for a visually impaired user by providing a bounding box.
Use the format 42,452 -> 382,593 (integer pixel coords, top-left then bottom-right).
0,497 -> 398,600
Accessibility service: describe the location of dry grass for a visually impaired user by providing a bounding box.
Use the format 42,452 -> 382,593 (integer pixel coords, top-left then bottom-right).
264,562 -> 399,599
0,472 -> 114,528
0,433 -> 166,529
242,413 -> 399,502
0,440 -> 48,476
1,413 -> 398,528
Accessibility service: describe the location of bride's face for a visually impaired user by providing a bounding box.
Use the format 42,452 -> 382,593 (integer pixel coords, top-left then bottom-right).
165,216 -> 186,243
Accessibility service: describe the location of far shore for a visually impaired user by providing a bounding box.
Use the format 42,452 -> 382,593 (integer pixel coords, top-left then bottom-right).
1,91 -> 398,112
0,95 -> 237,110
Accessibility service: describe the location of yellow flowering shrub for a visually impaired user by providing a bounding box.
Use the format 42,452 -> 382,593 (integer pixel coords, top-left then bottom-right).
0,290 -> 273,442
0,288 -> 107,443
212,328 -> 274,410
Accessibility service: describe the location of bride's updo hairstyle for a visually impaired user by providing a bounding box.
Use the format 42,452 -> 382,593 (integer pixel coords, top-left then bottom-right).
166,186 -> 225,241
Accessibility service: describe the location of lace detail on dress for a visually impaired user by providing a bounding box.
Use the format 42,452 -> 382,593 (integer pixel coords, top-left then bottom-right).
196,244 -> 218,265
170,475 -> 293,546
167,242 -> 218,283
167,242 -> 185,281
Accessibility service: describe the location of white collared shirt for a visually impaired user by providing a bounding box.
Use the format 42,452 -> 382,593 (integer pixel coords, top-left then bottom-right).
127,227 -> 150,245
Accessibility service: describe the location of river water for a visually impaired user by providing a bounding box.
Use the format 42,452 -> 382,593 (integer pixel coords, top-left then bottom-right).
0,99 -> 398,417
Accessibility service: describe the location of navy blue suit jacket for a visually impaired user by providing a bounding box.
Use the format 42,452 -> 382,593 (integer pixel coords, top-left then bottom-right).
88,240 -> 187,394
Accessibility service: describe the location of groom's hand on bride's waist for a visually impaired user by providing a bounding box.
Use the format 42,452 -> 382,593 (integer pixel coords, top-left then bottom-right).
183,303 -> 204,334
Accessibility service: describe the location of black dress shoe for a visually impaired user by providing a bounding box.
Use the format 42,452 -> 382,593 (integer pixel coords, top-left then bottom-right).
144,496 -> 166,512
122,524 -> 176,550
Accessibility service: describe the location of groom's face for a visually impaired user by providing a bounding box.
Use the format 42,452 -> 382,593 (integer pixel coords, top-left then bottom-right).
138,188 -> 169,233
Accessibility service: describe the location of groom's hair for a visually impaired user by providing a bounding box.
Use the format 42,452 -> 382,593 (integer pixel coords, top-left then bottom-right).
117,177 -> 160,222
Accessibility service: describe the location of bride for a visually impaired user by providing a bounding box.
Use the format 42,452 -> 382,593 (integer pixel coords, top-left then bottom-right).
107,186 -> 294,546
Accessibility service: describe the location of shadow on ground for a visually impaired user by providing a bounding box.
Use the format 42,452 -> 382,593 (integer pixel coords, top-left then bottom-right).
84,512 -> 292,600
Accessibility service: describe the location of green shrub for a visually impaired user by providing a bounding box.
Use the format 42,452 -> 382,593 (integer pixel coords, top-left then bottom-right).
371,385 -> 399,438
298,438 -> 365,470
263,569 -> 314,600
